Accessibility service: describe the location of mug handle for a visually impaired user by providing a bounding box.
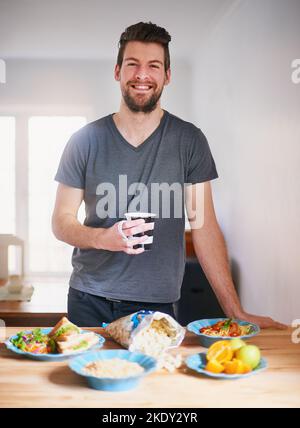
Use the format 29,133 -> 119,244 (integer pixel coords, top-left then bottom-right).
117,220 -> 129,241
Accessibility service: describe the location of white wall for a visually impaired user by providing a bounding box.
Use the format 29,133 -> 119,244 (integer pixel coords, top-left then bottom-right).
1,0 -> 299,323
0,0 -> 233,60
194,0 -> 300,323
0,0 -> 234,121
0,58 -> 192,122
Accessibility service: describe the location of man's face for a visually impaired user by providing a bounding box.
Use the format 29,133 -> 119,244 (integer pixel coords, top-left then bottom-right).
115,41 -> 171,113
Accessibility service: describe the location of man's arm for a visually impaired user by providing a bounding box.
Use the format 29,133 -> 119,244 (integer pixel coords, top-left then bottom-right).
51,183 -> 153,255
185,182 -> 287,329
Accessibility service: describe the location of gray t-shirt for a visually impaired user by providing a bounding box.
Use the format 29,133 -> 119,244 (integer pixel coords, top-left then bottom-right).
54,110 -> 218,303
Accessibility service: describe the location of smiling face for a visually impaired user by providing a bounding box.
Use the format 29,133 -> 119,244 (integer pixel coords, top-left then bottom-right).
114,41 -> 171,113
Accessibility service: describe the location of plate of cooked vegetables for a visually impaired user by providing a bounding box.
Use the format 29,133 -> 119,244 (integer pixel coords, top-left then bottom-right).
5,317 -> 105,361
187,318 -> 260,347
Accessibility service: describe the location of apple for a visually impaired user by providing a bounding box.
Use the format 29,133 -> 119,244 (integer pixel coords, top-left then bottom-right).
235,345 -> 261,369
229,338 -> 246,352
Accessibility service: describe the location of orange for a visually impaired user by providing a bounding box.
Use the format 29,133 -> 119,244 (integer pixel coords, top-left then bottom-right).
205,359 -> 225,374
242,362 -> 252,374
224,359 -> 240,374
235,359 -> 246,374
207,340 -> 233,364
224,358 -> 252,374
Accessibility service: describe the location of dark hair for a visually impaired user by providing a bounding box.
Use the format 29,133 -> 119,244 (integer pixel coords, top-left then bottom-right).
117,22 -> 171,72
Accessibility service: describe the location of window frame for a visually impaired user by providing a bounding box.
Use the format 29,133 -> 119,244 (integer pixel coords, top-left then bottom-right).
0,104 -> 94,279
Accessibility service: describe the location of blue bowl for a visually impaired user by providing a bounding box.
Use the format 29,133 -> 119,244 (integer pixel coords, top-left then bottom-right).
186,352 -> 268,379
187,318 -> 260,348
69,349 -> 157,391
5,328 -> 105,361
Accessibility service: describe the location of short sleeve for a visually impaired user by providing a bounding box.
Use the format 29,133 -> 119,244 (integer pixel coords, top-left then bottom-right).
54,127 -> 89,189
186,127 -> 218,184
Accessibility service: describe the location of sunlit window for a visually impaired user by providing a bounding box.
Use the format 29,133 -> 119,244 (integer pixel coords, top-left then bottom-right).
28,116 -> 87,273
0,116 -> 15,233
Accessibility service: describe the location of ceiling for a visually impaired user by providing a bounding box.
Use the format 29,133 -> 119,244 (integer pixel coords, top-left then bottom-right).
0,0 -> 235,60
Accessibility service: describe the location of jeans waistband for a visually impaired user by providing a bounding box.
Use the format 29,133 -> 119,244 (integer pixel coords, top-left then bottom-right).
105,297 -> 122,303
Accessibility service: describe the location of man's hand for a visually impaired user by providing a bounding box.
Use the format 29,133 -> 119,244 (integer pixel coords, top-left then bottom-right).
52,183 -> 153,254
234,310 -> 288,329
94,219 -> 154,255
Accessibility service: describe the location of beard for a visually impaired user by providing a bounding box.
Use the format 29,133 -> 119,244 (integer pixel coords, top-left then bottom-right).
122,84 -> 164,113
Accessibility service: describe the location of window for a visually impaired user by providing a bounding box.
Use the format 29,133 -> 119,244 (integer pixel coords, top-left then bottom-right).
28,116 -> 87,273
0,116 -> 15,233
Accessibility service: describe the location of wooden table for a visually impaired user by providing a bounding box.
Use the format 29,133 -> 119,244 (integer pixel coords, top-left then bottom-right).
0,327 -> 299,408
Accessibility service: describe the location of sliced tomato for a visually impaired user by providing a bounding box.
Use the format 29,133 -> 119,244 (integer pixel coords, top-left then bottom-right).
229,322 -> 240,336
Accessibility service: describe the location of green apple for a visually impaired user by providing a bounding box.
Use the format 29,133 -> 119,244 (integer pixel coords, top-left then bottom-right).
229,338 -> 246,352
235,345 -> 261,369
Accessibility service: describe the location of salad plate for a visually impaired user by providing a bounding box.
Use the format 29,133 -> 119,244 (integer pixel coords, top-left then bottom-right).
5,327 -> 105,361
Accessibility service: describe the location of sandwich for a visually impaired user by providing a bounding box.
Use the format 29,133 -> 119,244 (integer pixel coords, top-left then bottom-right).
49,316 -> 81,341
55,331 -> 99,354
48,316 -> 99,354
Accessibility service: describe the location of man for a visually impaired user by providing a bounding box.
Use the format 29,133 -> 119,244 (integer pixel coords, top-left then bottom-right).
52,22 -> 286,329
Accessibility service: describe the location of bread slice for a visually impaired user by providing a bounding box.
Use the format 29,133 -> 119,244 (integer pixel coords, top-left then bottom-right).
56,332 -> 99,354
48,317 -> 81,341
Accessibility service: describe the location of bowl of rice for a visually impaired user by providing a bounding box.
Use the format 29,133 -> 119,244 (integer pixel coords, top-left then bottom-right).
69,349 -> 157,391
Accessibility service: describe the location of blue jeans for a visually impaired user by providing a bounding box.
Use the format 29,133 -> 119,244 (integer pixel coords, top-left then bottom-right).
68,287 -> 176,327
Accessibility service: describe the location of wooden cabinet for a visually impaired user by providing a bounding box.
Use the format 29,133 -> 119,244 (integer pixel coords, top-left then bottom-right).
185,230 -> 195,257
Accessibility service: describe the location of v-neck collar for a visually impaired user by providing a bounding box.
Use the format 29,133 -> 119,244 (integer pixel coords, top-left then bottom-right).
108,109 -> 168,152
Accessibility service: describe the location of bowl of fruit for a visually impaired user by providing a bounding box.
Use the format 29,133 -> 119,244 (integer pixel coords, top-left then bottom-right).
185,338 -> 267,379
